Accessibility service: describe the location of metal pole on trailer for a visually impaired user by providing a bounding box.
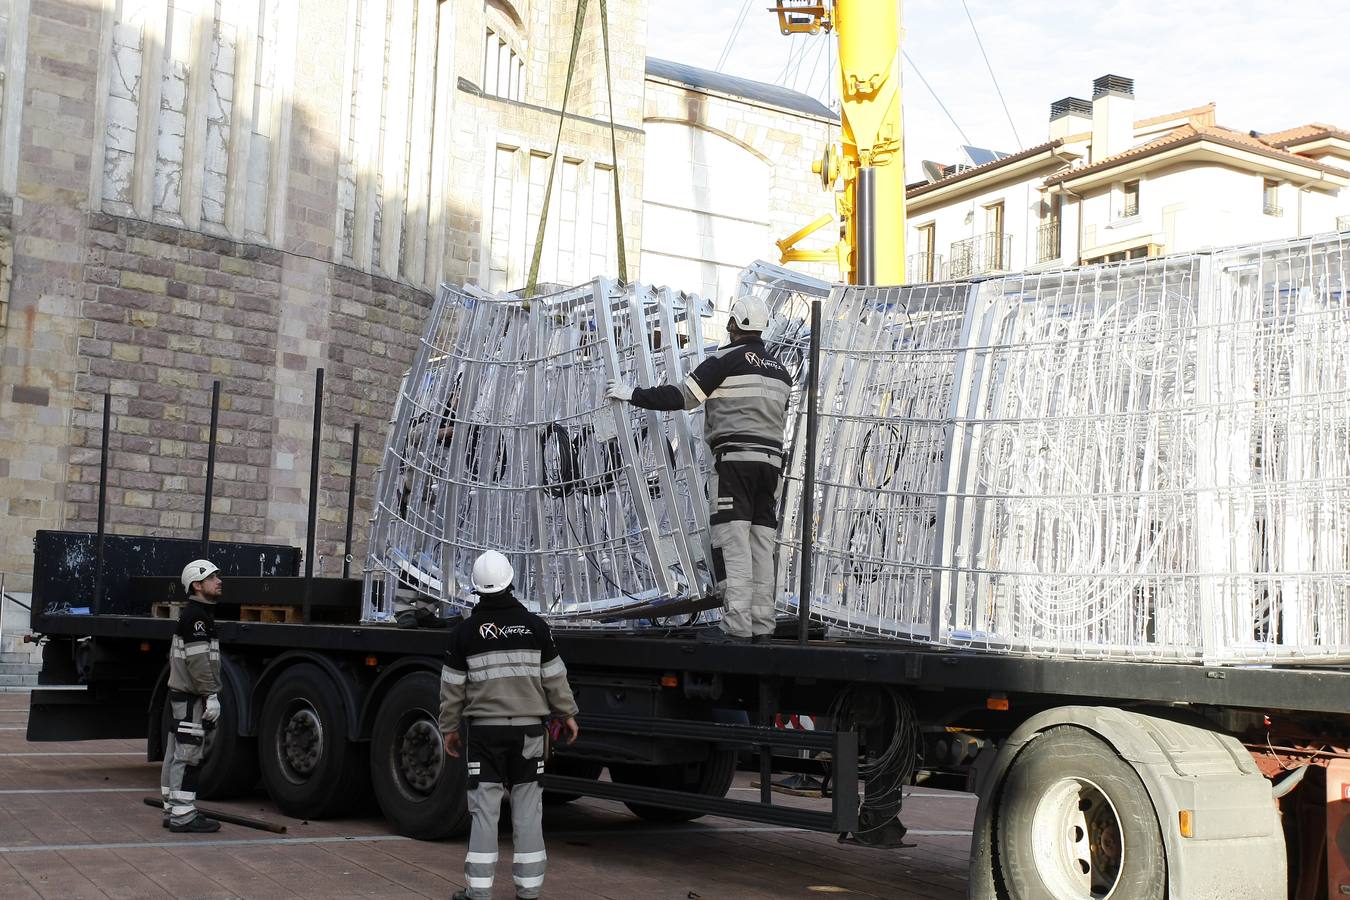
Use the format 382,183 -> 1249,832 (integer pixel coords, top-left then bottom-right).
201,380 -> 221,558
343,423 -> 360,579
797,300 -> 822,646
93,393 -> 111,614
303,368 -> 324,623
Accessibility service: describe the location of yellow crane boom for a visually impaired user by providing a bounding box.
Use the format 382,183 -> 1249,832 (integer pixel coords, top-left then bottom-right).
771,1 -> 907,285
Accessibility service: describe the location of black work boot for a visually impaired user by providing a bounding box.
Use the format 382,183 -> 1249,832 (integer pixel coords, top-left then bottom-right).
169,813 -> 221,834
751,634 -> 772,644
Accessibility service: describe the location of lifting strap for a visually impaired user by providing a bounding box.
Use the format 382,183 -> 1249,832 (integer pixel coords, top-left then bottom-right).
525,0 -> 627,297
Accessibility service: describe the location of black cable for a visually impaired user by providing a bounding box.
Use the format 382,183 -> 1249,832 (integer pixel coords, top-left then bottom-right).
715,0 -> 754,72
827,685 -> 919,833
846,511 -> 886,586
561,498 -> 648,604
855,423 -> 905,489
901,50 -> 973,148
960,0 -> 1023,151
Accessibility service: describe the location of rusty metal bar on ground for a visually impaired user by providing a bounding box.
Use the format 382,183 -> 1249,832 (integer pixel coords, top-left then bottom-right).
141,796 -> 288,833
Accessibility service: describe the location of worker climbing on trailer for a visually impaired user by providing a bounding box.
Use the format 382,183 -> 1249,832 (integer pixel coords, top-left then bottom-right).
440,550 -> 580,900
606,295 -> 792,643
160,559 -> 224,833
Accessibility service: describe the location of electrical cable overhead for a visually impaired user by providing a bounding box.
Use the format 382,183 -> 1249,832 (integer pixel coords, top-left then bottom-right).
776,33 -> 806,85
797,33 -> 827,94
715,0 -> 754,73
960,0 -> 1023,150
901,50 -> 973,148
807,31 -> 832,98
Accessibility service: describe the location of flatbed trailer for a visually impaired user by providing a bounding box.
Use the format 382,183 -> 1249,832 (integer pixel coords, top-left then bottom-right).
23,530 -> 1350,900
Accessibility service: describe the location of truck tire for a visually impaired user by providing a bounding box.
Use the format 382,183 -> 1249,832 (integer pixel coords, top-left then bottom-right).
611,747 -> 737,823
258,663 -> 369,819
996,726 -> 1165,900
156,678 -> 259,800
368,671 -> 470,840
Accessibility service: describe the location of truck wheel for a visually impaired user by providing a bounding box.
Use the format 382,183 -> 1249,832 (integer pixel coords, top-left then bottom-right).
258,663 -> 369,819
611,747 -> 736,823
996,726 -> 1165,900
544,758 -> 604,804
369,671 -> 469,840
157,680 -> 259,800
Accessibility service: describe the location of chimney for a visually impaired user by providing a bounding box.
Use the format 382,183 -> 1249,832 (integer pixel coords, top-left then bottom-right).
1049,97 -> 1092,142
1091,75 -> 1134,163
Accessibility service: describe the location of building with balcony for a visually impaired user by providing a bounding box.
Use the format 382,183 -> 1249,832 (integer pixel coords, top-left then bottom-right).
905,75 -> 1350,281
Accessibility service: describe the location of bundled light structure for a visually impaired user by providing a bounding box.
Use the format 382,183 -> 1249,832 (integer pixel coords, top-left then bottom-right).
363,279 -> 718,622
366,233 -> 1350,663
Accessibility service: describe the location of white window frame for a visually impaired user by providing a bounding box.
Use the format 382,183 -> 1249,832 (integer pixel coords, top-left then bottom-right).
1115,178 -> 1141,221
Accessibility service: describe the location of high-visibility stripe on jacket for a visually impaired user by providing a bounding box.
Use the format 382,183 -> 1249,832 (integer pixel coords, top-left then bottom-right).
438,590 -> 578,734
630,336 -> 792,461
168,599 -> 222,696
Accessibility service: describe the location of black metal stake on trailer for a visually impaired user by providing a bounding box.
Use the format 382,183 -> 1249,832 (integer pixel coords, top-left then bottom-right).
303,368 -> 324,623
201,380 -> 221,558
798,300 -> 821,646
92,393 -> 111,614
343,423 -> 360,579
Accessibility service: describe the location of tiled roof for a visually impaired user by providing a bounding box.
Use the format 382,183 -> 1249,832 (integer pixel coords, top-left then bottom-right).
1258,123 -> 1350,148
907,140 -> 1066,199
1043,123 -> 1350,186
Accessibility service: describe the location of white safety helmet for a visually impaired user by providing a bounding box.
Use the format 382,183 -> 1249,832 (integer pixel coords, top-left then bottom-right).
181,559 -> 220,594
471,551 -> 514,595
728,295 -> 769,333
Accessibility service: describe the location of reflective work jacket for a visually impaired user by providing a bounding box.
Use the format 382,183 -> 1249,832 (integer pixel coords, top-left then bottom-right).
630,335 -> 792,465
438,590 -> 579,733
168,599 -> 222,696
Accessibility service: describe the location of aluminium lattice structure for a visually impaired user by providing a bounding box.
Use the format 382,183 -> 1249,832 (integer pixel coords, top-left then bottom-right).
366,233 -> 1350,663
363,279 -> 719,623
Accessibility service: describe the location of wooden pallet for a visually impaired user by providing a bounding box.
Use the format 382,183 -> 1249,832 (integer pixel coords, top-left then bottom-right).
151,602 -> 181,620
238,604 -> 303,624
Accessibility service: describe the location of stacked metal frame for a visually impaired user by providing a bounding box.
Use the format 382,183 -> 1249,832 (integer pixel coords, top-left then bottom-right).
363,279 -> 717,623
770,234 -> 1350,662
366,233 -> 1349,662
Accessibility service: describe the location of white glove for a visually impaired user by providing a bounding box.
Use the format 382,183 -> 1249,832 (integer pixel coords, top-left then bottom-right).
203,693 -> 221,723
604,380 -> 634,403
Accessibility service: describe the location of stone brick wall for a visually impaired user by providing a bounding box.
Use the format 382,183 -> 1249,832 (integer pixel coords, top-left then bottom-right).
63,213 -> 430,575
0,0 -> 829,592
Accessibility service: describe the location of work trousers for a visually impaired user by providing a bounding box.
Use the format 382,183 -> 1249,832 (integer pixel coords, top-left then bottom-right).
709,458 -> 782,639
160,692 -> 206,825
462,721 -> 548,900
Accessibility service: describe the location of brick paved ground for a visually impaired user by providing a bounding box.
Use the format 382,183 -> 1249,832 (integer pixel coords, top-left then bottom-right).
0,692 -> 973,899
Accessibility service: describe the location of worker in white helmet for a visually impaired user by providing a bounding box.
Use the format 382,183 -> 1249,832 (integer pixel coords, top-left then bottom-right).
439,550 -> 579,900
606,295 -> 792,643
160,559 -> 225,832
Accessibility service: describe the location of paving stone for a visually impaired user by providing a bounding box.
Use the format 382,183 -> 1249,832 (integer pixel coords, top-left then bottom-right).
0,693 -> 974,897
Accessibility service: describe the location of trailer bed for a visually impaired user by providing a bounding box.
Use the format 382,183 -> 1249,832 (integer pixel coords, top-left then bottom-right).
30,611 -> 1350,716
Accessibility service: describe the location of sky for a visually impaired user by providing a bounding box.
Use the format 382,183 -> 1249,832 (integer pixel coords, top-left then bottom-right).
646,1 -> 1350,183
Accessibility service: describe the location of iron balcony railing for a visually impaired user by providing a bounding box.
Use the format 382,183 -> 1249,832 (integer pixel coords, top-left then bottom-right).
906,252 -> 944,283
1037,220 -> 1061,263
949,231 -> 1012,279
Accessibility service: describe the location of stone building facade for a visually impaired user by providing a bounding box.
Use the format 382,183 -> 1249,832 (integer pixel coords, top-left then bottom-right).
0,0 -> 833,591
